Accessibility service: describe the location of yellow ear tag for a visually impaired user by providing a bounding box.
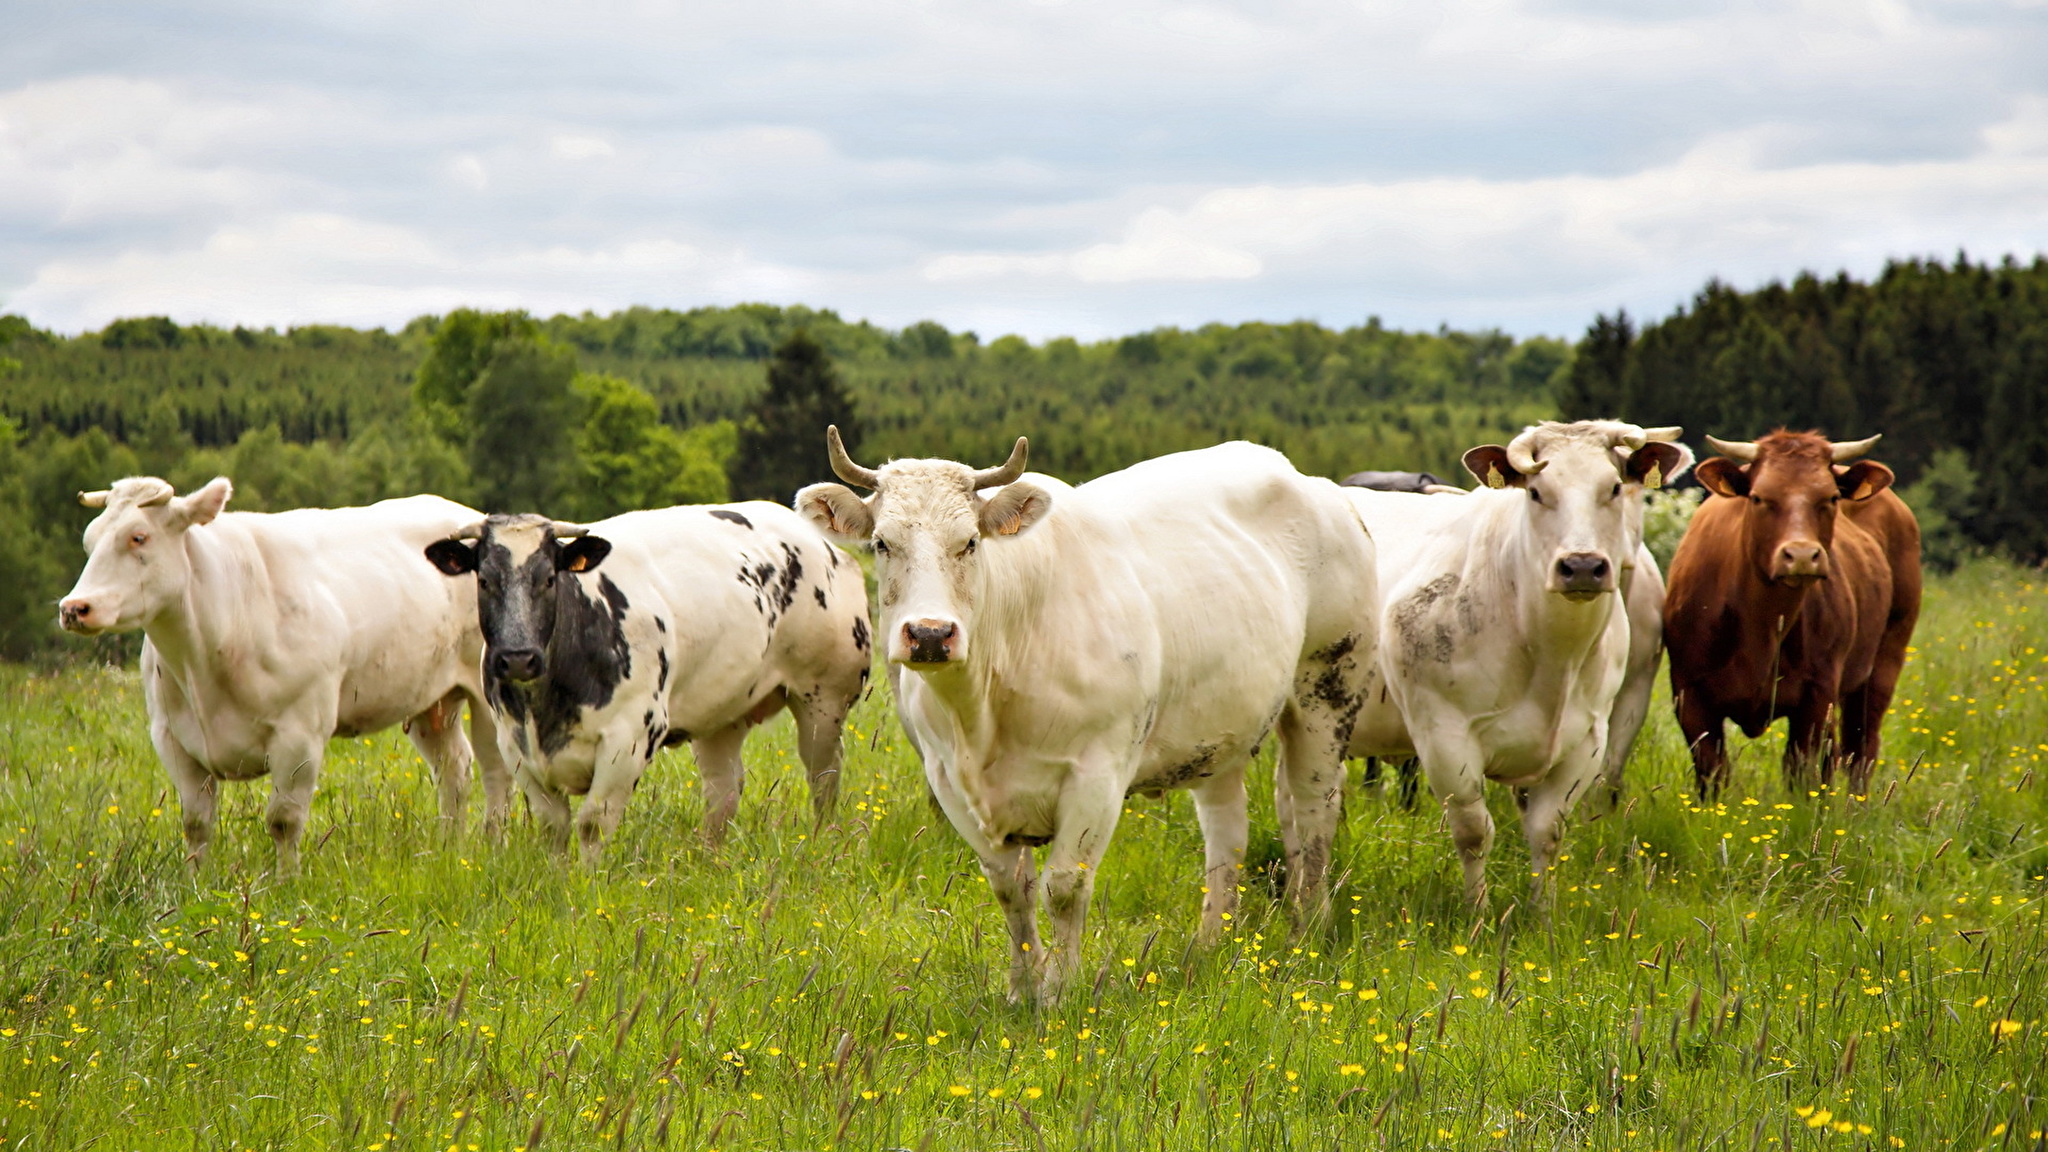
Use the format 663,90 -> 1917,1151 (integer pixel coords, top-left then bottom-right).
1644,464 -> 1663,490
1485,465 -> 1506,490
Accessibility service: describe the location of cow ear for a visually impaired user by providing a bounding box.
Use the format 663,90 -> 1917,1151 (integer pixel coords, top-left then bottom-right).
172,476 -> 233,527
1461,445 -> 1529,489
1694,457 -> 1750,499
1625,442 -> 1689,490
559,536 -> 613,573
794,483 -> 874,541
424,539 -> 478,576
1837,460 -> 1894,502
978,481 -> 1053,538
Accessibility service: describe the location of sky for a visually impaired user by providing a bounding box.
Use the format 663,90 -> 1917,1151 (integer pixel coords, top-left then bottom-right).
1,0 -> 2045,342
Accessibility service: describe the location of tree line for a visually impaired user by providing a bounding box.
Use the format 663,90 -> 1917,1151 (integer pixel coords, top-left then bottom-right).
1559,254 -> 2048,565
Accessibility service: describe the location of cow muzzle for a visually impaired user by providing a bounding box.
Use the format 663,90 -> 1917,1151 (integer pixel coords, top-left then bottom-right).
58,597 -> 104,635
491,648 -> 544,683
1552,552 -> 1613,600
900,618 -> 960,666
1771,540 -> 1829,585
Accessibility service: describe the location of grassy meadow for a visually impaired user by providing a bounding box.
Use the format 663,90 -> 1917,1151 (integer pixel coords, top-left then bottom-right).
0,562 -> 2043,1151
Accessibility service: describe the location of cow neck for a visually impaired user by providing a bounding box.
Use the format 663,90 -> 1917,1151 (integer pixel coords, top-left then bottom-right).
902,513 -> 1060,746
143,518 -> 280,697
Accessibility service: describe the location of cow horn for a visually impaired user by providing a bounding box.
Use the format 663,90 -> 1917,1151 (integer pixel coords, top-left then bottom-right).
1641,426 -> 1683,442
447,520 -> 485,542
1505,429 -> 1547,476
551,522 -> 591,539
1830,434 -> 1881,463
971,436 -> 1030,490
826,425 -> 878,488
78,490 -> 111,508
1705,435 -> 1758,462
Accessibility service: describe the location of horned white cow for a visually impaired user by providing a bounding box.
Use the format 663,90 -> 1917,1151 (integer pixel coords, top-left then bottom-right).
423,504 -> 871,861
1343,422 -> 1690,906
1597,424 -> 1693,804
798,431 -> 1379,1001
58,477 -> 510,872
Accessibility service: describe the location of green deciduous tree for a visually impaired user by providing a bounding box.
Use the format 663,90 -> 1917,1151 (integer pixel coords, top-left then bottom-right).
567,373 -> 733,519
465,335 -> 582,514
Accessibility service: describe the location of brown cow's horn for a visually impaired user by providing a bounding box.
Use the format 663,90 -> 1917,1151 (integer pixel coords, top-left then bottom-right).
1641,426 -> 1683,442
1705,435 -> 1758,462
448,520 -> 486,542
826,425 -> 878,488
78,489 -> 111,508
1505,430 -> 1547,476
971,436 -> 1030,489
1830,434 -> 1881,463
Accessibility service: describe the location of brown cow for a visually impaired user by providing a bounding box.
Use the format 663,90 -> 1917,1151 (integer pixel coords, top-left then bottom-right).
1664,431 -> 1921,798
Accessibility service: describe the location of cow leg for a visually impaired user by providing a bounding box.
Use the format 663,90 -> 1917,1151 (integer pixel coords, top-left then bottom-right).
1273,707 -> 1345,921
1784,693 -> 1837,793
692,726 -> 749,846
1839,666 -> 1902,797
1521,740 -> 1603,908
1601,639 -> 1660,811
263,737 -> 323,877
466,698 -> 512,838
574,730 -> 644,866
1040,764 -> 1125,1000
1395,758 -> 1421,812
1675,688 -> 1730,801
404,690 -> 473,835
1190,758 -> 1248,946
1416,726 -> 1493,907
518,767 -> 573,854
156,729 -> 218,867
977,843 -> 1045,1004
789,686 -> 853,826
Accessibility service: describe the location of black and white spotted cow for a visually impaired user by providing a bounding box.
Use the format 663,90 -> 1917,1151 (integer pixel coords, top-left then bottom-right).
424,504 -> 871,860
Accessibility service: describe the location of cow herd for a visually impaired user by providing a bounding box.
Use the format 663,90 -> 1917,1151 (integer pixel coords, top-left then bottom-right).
54,420 -> 1921,1002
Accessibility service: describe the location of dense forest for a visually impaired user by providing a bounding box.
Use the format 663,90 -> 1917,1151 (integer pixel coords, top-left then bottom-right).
1560,254 -> 2048,564
0,306 -> 1561,659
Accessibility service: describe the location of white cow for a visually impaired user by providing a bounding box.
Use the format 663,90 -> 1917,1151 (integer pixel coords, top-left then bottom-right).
58,477 -> 510,873
797,431 -> 1379,1001
422,504 -> 871,861
1598,424 -> 1693,804
1343,422 -> 1689,906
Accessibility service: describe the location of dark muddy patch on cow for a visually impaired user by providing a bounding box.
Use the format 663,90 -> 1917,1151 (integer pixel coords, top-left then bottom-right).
709,509 -> 753,530
1128,742 -> 1222,798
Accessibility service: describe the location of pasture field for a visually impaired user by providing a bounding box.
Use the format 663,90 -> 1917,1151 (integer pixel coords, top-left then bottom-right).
0,562 -> 2043,1151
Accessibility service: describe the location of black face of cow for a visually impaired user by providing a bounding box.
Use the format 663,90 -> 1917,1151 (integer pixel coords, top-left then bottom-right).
424,516 -> 614,687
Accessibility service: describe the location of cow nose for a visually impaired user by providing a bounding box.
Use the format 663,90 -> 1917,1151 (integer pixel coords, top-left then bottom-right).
1554,553 -> 1611,594
1775,541 -> 1828,580
493,648 -> 543,682
903,619 -> 959,664
58,599 -> 92,632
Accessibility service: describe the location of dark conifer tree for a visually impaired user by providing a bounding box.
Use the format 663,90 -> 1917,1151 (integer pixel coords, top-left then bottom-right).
727,330 -> 862,504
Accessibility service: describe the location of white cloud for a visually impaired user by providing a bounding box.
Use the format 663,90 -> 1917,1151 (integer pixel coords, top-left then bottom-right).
5,213 -> 812,330
0,1 -> 2044,337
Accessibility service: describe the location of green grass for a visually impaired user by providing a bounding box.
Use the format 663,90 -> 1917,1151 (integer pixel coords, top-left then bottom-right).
0,560 -> 2043,1150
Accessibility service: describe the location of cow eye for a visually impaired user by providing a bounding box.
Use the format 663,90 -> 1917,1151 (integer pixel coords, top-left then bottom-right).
872,539 -> 891,555
1609,482 -> 1622,499
1528,488 -> 1543,505
129,532 -> 148,547
960,539 -> 978,557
